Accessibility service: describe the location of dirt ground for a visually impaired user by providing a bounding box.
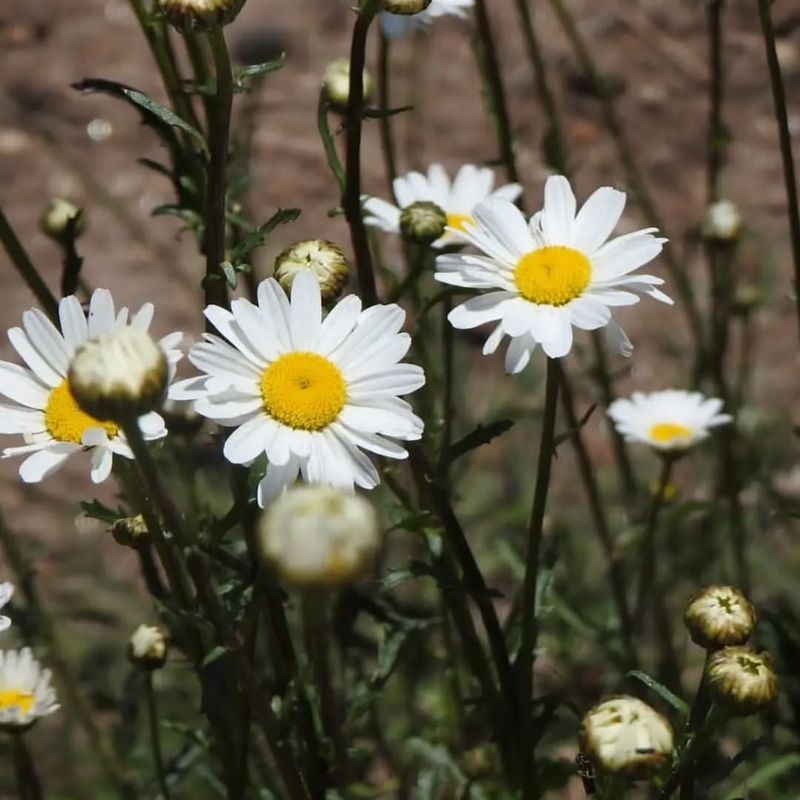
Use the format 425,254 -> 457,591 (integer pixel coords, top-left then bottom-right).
0,0 -> 799,789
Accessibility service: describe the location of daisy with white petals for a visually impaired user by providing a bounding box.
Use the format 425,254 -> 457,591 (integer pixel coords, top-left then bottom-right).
170,271 -> 425,506
0,647 -> 58,730
607,390 -> 732,453
381,0 -> 473,38
0,583 -> 13,633
364,163 -> 522,248
0,290 -> 182,484
435,175 -> 673,373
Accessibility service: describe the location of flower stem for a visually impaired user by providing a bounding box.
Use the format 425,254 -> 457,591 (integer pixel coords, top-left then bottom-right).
518,356 -> 560,795
145,672 -> 171,800
378,30 -> 398,190
11,734 -> 42,800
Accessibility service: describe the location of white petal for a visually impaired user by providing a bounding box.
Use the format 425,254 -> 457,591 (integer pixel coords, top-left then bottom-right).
348,364 -> 425,397
130,303 -> 155,331
88,289 -> 117,337
539,309 -> 574,358
0,363 -> 49,409
472,199 -> 535,260
501,297 -> 538,337
363,197 -> 402,233
573,187 -> 626,253
289,270 -> 322,351
257,279 -> 292,352
20,309 -> 70,375
19,444 -> 76,483
90,446 -> 114,484
223,416 -> 273,464
505,335 -> 534,374
318,295 -> 362,356
0,404 -> 45,434
447,292 -> 513,330
540,175 -> 577,244
58,296 -> 88,351
257,458 -> 301,507
567,296 -> 612,330
592,230 -> 665,280
7,328 -> 62,387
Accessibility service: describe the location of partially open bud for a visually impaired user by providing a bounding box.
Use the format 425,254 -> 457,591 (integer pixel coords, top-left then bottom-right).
707,647 -> 777,715
400,201 -> 447,245
382,0 -> 433,13
68,328 -> 168,423
258,486 -> 380,590
684,585 -> 756,649
274,240 -> 350,303
702,199 -> 742,242
323,58 -> 374,111
156,0 -> 245,29
581,696 -> 674,779
111,514 -> 149,549
39,198 -> 85,244
128,625 -> 168,670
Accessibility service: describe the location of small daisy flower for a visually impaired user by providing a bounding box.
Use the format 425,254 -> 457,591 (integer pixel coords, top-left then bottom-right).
607,390 -> 732,453
434,175 -> 672,372
0,289 -> 183,484
0,584 -> 12,633
381,0 -> 473,37
0,647 -> 59,731
363,163 -> 522,248
170,271 -> 425,507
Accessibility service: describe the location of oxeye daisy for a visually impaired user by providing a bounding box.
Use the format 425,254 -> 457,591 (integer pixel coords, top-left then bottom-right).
0,647 -> 59,731
170,271 -> 425,506
434,175 -> 673,372
0,289 -> 183,484
607,390 -> 732,453
381,0 -> 473,38
363,163 -> 522,248
0,584 -> 12,633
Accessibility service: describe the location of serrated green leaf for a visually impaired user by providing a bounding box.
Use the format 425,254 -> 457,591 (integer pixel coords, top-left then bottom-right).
626,670 -> 690,716
80,499 -> 124,525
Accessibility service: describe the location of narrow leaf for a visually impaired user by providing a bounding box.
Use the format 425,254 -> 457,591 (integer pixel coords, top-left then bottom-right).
235,55 -> 286,80
626,670 -> 690,716
444,419 -> 513,464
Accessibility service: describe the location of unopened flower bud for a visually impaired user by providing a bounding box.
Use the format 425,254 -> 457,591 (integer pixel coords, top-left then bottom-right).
702,199 -> 742,242
68,328 -> 168,423
400,201 -> 447,244
258,486 -> 380,590
707,646 -> 776,715
581,696 -> 673,778
732,284 -> 763,317
111,514 -> 149,549
684,585 -> 756,649
323,58 -> 373,111
274,240 -> 350,303
156,0 -> 245,29
128,625 -> 168,670
461,746 -> 493,779
382,0 -> 433,13
39,198 -> 85,244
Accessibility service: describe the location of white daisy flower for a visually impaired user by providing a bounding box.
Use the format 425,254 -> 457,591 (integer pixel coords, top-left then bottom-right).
607,390 -> 732,453
0,584 -> 12,633
0,289 -> 183,484
434,175 -> 673,373
0,647 -> 59,730
170,271 -> 425,507
381,0 -> 473,38
363,162 -> 522,248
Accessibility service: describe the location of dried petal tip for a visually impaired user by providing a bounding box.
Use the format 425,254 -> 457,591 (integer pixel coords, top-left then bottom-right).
39,198 -> 85,244
322,58 -> 374,111
400,201 -> 447,244
258,486 -> 380,590
702,199 -> 742,242
684,584 -> 756,649
382,0 -> 433,13
274,240 -> 350,303
155,0 -> 245,29
128,625 -> 168,670
581,696 -> 673,779
707,646 -> 776,715
68,327 -> 168,423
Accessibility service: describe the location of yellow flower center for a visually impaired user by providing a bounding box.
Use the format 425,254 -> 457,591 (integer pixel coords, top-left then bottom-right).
446,212 -> 475,234
513,245 -> 591,305
648,422 -> 692,444
44,379 -> 118,445
0,690 -> 34,714
260,352 -> 346,431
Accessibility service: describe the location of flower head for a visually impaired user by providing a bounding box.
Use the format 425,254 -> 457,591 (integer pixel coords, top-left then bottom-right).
684,585 -> 756,649
364,162 -> 521,249
381,0 -> 473,38
39,198 -> 85,244
156,0 -> 245,29
0,584 -> 13,633
0,289 -> 182,484
274,240 -> 350,303
581,696 -> 673,778
171,272 -> 424,506
323,58 -> 373,111
607,390 -> 731,453
435,175 -> 672,371
259,485 -> 380,589
707,647 -> 777,715
0,648 -> 58,731
128,625 -> 168,670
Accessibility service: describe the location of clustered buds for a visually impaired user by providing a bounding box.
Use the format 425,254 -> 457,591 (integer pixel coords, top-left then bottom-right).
39,198 -> 85,244
382,0 -> 433,13
400,201 -> 447,244
683,584 -> 756,649
128,625 -> 168,670
322,58 -> 373,111
706,647 -> 776,715
274,240 -> 350,303
155,0 -> 245,29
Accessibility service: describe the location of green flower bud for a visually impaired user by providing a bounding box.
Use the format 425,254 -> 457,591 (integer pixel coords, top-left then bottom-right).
707,647 -> 777,715
39,198 -> 85,244
111,515 -> 149,549
156,0 -> 245,30
683,585 -> 756,649
399,201 -> 447,244
274,240 -> 350,303
323,58 -> 373,111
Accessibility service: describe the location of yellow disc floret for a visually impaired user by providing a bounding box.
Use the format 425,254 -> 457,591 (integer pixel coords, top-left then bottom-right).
260,352 -> 346,431
0,690 -> 34,715
649,422 -> 692,444
513,246 -> 591,305
44,379 -> 118,444
446,212 -> 475,234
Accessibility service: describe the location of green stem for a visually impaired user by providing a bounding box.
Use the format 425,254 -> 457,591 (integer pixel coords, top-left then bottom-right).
11,735 -> 42,800
518,356 -> 560,797
145,672 -> 171,800
756,0 -> 800,345
378,30 -> 398,190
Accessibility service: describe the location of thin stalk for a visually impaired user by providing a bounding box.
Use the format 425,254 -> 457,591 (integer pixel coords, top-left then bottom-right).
680,651 -> 713,800
344,1 -> 381,306
706,0 -> 725,203
518,356 -> 560,797
203,27 -> 234,310
378,30 -> 399,190
11,735 -> 42,800
0,208 -> 59,322
756,0 -> 800,344
440,295 -> 455,478
145,673 -> 171,800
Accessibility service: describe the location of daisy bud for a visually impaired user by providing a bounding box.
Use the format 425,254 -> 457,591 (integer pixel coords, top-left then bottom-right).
702,199 -> 742,242
39,198 -> 85,244
382,0 -> 433,13
732,285 -> 763,317
581,696 -> 673,779
111,514 -> 149,549
258,485 -> 380,590
68,328 -> 168,423
706,647 -> 777,715
128,625 -> 168,670
400,201 -> 447,245
274,240 -> 350,303
684,585 -> 756,650
155,0 -> 245,29
323,58 -> 374,111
